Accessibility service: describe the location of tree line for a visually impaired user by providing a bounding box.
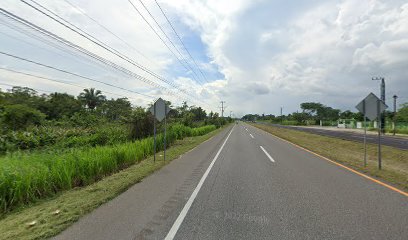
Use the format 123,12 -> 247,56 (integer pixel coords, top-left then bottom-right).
242,101 -> 408,125
0,86 -> 229,135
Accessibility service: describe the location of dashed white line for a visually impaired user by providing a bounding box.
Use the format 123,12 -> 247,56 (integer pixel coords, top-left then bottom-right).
249,134 -> 254,139
164,126 -> 235,240
260,146 -> 275,163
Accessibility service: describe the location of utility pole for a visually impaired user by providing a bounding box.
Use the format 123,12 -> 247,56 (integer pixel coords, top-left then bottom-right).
393,95 -> 398,136
280,107 -> 283,124
220,101 -> 226,118
372,77 -> 385,134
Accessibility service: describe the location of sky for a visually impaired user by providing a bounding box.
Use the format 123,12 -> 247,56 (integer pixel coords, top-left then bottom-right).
0,0 -> 407,117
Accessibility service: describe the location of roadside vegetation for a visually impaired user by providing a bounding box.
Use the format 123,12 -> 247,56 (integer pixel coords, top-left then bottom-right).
243,101 -> 408,134
0,86 -> 232,215
252,124 -> 408,192
0,127 -> 226,240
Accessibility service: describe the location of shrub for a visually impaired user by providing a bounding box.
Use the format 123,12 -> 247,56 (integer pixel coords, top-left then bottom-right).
1,104 -> 45,130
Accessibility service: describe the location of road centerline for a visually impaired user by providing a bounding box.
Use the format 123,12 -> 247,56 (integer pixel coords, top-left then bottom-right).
249,133 -> 254,139
260,146 -> 275,163
164,125 -> 235,240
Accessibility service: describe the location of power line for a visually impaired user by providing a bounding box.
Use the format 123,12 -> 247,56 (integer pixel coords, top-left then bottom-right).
136,0 -> 202,84
153,0 -> 209,83
18,0 -> 203,104
0,67 -> 144,100
61,0 -> 158,68
0,51 -> 155,99
0,21 -> 116,72
127,0 -> 202,85
0,8 -> 186,101
0,82 -> 54,94
20,1 -> 179,90
1,4 -> 214,110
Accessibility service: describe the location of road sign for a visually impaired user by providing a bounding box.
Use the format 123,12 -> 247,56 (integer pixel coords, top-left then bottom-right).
355,92 -> 388,170
355,93 -> 388,120
149,98 -> 170,122
150,98 -> 171,163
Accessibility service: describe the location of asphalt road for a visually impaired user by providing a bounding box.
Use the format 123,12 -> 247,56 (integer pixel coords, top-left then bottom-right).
55,123 -> 408,240
257,122 -> 408,150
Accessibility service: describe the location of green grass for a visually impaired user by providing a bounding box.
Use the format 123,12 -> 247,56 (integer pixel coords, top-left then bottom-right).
0,125 -> 226,240
252,124 -> 408,192
0,124 -> 216,214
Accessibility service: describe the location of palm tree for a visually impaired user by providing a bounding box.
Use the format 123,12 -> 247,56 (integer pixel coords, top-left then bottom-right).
78,88 -> 106,110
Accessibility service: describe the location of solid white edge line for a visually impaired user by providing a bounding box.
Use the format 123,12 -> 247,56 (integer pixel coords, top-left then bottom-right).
164,125 -> 235,240
249,133 -> 254,139
260,146 -> 275,163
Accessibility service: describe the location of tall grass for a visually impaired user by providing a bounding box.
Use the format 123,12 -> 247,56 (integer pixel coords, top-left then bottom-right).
0,124 -> 216,214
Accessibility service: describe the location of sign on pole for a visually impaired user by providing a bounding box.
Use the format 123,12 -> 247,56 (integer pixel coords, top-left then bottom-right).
149,98 -> 170,162
356,93 -> 388,169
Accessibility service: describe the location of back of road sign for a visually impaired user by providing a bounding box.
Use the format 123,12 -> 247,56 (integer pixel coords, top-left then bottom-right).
149,98 -> 170,122
355,92 -> 388,121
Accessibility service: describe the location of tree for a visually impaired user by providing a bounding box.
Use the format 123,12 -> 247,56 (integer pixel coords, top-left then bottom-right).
41,92 -> 82,120
397,103 -> 408,122
292,112 -> 308,125
124,107 -> 153,139
190,106 -> 207,121
300,102 -> 324,116
101,98 -> 132,121
78,88 -> 106,110
1,104 -> 45,130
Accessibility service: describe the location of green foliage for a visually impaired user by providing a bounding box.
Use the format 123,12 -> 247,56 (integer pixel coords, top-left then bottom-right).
300,102 -> 340,121
0,124 -> 216,213
69,110 -> 106,127
123,107 -> 154,140
0,124 -> 130,154
39,93 -> 82,120
77,88 -> 106,110
396,103 -> 408,122
1,104 -> 45,130
100,98 -> 132,121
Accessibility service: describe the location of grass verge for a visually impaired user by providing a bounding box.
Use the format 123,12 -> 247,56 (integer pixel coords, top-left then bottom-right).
0,126 -> 227,240
252,124 -> 408,192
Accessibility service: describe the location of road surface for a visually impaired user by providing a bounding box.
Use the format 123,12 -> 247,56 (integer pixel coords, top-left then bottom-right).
55,123 -> 408,240
257,122 -> 408,150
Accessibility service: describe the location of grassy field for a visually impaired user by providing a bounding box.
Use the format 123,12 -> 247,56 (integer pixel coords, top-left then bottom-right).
0,124 -> 216,214
252,124 -> 408,192
0,125 -> 227,240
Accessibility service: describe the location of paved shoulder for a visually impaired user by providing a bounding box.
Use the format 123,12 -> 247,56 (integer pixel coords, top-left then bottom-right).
54,126 -> 233,240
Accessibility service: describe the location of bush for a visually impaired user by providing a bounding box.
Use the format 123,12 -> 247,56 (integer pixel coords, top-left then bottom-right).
1,104 -> 45,130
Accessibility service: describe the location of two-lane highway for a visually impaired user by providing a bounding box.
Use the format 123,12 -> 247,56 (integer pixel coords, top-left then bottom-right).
56,122 -> 408,240
168,123 -> 408,239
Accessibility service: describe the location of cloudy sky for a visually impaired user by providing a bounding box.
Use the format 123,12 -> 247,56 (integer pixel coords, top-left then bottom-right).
0,0 -> 407,117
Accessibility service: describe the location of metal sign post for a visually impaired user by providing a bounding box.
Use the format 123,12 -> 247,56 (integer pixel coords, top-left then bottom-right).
377,99 -> 381,169
153,102 -> 156,163
363,99 -> 367,167
164,104 -> 167,162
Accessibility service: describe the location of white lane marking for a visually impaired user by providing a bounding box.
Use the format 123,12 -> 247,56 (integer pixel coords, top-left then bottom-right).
260,146 -> 275,163
249,133 -> 254,139
245,128 -> 248,132
165,126 -> 235,240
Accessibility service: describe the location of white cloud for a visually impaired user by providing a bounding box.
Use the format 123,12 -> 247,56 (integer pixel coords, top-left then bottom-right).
163,0 -> 408,116
1,0 -> 407,116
